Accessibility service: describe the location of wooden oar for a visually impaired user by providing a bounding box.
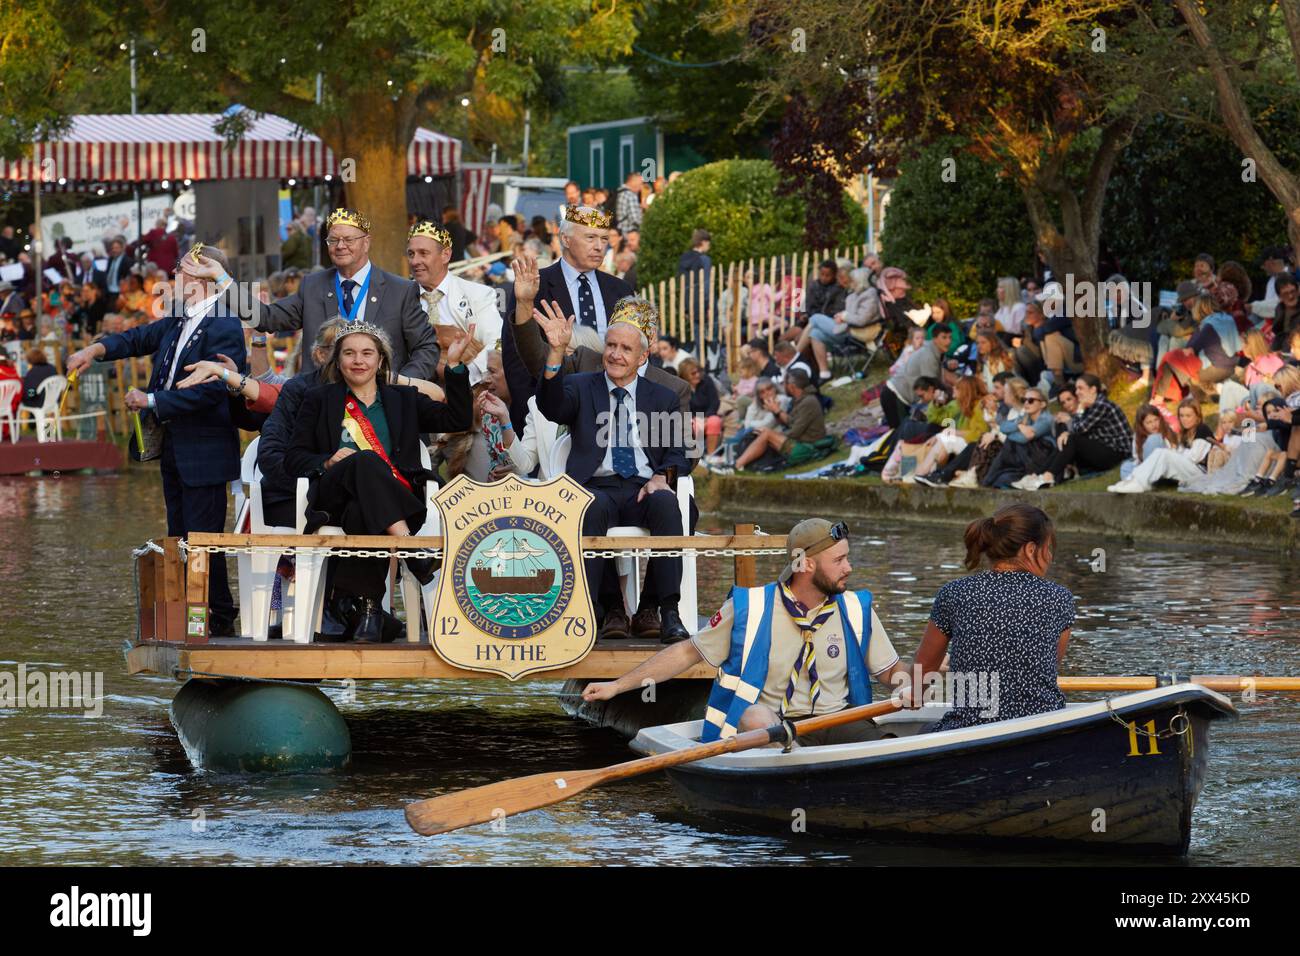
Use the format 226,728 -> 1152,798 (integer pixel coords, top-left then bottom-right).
1060,675 -> 1300,692
405,697 -> 904,837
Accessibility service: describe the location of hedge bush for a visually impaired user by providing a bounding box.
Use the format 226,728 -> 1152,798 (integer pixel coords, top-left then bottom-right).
880,139 -> 1035,317
638,159 -> 867,286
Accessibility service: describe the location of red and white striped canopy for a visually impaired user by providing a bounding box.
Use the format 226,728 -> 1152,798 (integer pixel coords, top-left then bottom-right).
1,113 -> 461,184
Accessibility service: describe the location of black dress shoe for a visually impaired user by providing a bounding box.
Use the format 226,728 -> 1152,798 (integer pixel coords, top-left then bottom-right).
352,598 -> 384,643
600,606 -> 632,639
660,607 -> 690,644
404,553 -> 438,587
380,609 -> 405,643
318,594 -> 360,643
208,618 -> 237,639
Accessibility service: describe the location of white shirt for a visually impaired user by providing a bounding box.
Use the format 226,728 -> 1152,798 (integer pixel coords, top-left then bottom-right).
165,294 -> 221,389
559,257 -> 608,335
594,373 -> 651,480
334,260 -> 371,323
417,272 -> 457,328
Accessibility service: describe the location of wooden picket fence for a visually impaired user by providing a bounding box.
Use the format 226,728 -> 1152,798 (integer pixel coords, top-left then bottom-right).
638,243 -> 868,375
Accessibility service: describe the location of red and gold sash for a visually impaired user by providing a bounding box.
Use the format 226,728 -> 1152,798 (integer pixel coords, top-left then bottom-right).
342,395 -> 412,491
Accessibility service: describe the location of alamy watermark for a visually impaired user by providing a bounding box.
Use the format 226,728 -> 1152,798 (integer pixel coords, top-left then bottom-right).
594,410 -> 705,459
0,664 -> 104,718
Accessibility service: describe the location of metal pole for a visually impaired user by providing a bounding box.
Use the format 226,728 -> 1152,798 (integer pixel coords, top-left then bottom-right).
131,39 -> 142,253
313,68 -> 323,267
33,184 -> 42,310
522,109 -> 531,175
866,172 -> 875,254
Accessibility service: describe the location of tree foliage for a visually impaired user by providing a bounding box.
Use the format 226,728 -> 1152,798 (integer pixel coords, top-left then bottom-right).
638,158 -> 866,285
881,140 -> 1035,316
721,0 -> 1181,366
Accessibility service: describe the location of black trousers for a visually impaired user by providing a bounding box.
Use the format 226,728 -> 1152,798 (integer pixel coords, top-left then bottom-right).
1044,432 -> 1126,478
880,387 -> 908,429
583,475 -> 682,618
934,442 -> 976,480
313,451 -> 425,600
161,432 -> 235,629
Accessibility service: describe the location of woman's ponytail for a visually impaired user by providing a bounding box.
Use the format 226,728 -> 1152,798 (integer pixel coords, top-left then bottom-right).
963,503 -> 1056,570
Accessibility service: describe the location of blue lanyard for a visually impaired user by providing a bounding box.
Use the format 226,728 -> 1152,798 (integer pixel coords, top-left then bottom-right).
334,268 -> 372,322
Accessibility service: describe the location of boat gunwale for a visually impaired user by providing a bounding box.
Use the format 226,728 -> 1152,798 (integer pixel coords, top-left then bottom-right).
629,684 -> 1237,775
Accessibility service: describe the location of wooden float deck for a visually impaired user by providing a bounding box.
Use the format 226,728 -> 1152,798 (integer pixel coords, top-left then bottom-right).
127,637 -> 716,682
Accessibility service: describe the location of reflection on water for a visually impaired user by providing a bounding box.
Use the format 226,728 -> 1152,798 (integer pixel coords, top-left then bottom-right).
0,472 -> 1297,865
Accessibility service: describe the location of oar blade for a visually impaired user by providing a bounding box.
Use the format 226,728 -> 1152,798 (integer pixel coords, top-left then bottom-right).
405,767 -> 602,836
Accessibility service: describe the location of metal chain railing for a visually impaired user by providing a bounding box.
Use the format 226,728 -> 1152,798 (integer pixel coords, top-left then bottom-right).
175,542 -> 790,561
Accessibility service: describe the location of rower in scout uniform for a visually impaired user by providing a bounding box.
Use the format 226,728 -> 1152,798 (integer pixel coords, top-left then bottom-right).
582,518 -> 912,745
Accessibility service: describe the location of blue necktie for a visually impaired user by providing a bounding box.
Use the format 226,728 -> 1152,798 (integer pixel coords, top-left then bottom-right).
340,279 -> 357,317
577,273 -> 597,329
611,386 -> 636,479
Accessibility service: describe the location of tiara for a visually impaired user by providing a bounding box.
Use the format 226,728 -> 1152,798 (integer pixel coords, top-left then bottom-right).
335,320 -> 389,347
408,220 -> 452,247
325,207 -> 371,233
608,296 -> 658,340
564,204 -> 612,229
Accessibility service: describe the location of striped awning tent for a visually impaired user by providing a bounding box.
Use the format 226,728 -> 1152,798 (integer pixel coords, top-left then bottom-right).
1,113 -> 461,188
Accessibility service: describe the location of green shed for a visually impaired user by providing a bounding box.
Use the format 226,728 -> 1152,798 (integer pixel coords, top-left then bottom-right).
567,117 -> 707,189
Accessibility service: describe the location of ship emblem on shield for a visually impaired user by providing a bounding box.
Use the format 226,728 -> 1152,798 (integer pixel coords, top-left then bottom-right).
430,474 -> 596,679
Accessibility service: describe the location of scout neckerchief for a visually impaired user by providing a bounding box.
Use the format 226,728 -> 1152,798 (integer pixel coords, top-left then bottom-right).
341,393 -> 411,491
334,268 -> 372,323
778,581 -> 836,716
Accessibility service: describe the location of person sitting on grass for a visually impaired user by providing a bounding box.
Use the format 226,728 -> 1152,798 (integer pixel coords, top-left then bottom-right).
881,325 -> 953,428
1014,374 -> 1132,490
734,368 -> 826,472
979,387 -> 1056,489
581,518 -> 911,745
1118,403 -> 1175,482
678,357 -> 723,456
1107,399 -> 1219,494
912,376 -> 989,483
889,325 -> 927,377
1052,383 -> 1079,438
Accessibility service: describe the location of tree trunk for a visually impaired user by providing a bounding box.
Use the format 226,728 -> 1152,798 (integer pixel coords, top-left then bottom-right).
1019,184 -> 1115,378
1175,0 -> 1300,255
321,92 -> 413,276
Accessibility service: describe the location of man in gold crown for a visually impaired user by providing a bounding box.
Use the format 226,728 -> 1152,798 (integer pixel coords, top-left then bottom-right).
405,220 -> 500,386
406,219 -> 501,477
182,208 -> 439,380
532,294 -> 691,644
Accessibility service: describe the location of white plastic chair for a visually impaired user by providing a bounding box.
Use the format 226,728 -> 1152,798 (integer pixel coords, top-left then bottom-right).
292,443 -> 439,645
15,375 -> 67,442
607,474 -> 698,633
0,380 -> 20,444
234,437 -> 301,642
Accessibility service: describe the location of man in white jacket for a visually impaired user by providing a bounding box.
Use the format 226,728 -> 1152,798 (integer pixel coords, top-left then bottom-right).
406,220 -> 501,385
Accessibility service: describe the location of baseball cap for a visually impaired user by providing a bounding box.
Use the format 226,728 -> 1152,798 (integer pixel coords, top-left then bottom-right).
780,519 -> 850,581
1175,279 -> 1199,301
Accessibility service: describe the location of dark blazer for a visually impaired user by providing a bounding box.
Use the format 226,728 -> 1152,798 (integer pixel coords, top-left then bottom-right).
242,264 -> 439,380
93,252 -> 131,294
537,369 -> 687,484
98,304 -> 247,487
285,369 -> 472,495
511,310 -> 691,418
500,261 -> 634,433
256,368 -> 321,517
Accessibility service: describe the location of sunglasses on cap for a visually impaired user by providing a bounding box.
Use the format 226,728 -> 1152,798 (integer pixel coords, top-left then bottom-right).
806,521 -> 850,555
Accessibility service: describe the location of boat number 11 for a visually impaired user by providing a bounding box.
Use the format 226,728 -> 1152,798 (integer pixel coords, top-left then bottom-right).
1124,720 -> 1161,757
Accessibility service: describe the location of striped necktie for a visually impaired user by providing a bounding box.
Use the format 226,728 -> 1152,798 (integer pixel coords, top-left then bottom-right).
778,582 -> 835,717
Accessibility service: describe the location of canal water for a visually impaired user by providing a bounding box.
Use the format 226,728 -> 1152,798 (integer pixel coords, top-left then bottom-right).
1,470 -> 1296,865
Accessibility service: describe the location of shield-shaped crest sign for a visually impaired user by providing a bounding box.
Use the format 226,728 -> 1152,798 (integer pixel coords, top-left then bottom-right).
430,474 -> 596,679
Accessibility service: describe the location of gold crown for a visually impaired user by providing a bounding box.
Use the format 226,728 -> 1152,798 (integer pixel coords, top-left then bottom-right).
325,207 -> 371,234
407,220 -> 452,247
608,296 -> 658,341
564,204 -> 612,229
188,241 -> 205,262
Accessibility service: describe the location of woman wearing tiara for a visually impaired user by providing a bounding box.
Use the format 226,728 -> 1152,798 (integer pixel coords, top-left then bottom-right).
286,322 -> 474,642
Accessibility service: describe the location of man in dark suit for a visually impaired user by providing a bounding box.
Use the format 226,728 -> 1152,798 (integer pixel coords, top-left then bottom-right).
534,299 -> 690,644
500,205 -> 632,427
181,208 -> 439,380
67,245 -> 247,636
93,236 -> 131,298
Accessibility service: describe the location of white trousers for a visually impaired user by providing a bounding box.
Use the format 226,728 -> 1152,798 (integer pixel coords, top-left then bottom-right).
1128,447 -> 1204,489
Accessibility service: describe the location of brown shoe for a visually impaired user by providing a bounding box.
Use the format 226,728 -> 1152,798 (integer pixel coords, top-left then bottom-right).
600,606 -> 631,639
631,606 -> 660,639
